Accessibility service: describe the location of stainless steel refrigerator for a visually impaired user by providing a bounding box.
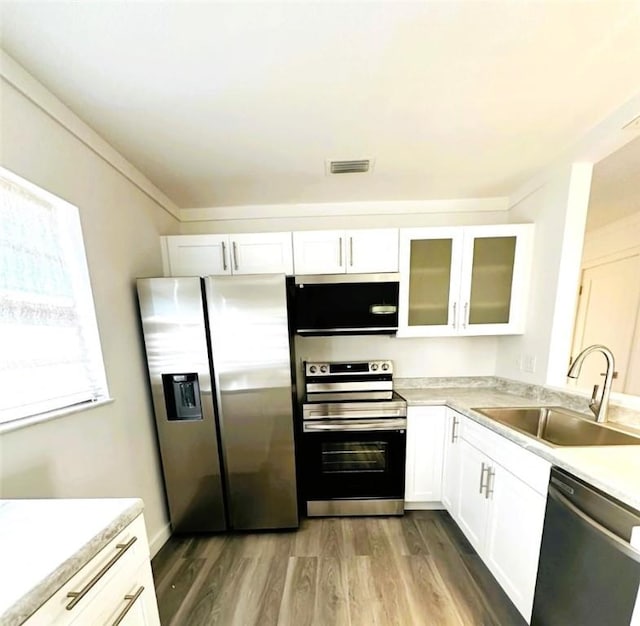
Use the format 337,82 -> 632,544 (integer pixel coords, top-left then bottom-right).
136,275 -> 298,533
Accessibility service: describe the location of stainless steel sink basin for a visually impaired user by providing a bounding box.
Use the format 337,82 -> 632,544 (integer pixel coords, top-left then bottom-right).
472,406 -> 640,447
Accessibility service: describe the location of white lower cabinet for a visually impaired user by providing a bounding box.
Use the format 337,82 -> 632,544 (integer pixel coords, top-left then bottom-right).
441,409 -> 463,515
452,416 -> 550,622
456,438 -> 491,552
26,514 -> 160,626
484,463 -> 548,621
404,406 -> 446,506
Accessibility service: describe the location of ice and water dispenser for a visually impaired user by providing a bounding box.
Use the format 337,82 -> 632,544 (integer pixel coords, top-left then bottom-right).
162,373 -> 203,421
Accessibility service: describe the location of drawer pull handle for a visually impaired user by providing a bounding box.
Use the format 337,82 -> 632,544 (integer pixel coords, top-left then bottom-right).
66,536 -> 138,610
112,586 -> 145,626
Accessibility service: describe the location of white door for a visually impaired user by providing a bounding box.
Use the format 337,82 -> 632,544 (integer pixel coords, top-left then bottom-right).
229,232 -> 293,275
483,466 -> 547,621
397,227 -> 464,337
441,410 -> 462,519
346,229 -> 399,273
571,253 -> 640,394
458,224 -> 533,336
165,235 -> 230,276
456,439 -> 490,555
404,407 -> 446,504
292,230 -> 345,274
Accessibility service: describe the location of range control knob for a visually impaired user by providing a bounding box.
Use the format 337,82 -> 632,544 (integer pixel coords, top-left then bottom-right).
381,362 -> 390,371
309,365 -> 317,374
320,365 -> 328,373
371,363 -> 379,371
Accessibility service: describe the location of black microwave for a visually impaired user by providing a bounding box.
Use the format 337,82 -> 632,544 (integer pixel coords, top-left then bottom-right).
291,273 -> 400,335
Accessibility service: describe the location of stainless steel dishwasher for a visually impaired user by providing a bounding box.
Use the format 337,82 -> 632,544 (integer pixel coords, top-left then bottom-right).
531,467 -> 640,625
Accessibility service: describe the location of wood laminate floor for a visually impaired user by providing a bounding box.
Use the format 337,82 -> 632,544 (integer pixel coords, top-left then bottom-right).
152,511 -> 527,626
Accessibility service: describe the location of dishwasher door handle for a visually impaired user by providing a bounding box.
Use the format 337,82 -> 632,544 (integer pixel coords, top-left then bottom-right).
549,485 -> 640,563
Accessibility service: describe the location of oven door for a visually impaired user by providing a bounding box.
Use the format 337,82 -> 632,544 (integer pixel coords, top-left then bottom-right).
302,418 -> 407,516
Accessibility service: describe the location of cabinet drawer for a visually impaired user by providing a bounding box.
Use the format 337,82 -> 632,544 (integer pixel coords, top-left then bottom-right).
77,561 -> 159,626
461,417 -> 550,495
27,515 -> 149,625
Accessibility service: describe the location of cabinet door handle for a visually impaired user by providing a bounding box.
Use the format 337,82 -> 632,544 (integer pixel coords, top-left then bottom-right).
111,586 -> 145,626
232,241 -> 239,271
339,237 -> 343,267
452,302 -> 457,328
451,416 -> 459,443
221,241 -> 227,271
479,462 -> 488,494
463,302 -> 469,328
66,536 -> 138,610
485,467 -> 495,500
349,237 -> 354,266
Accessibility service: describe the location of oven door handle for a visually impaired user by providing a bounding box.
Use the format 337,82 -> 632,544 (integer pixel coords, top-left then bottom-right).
303,419 -> 406,432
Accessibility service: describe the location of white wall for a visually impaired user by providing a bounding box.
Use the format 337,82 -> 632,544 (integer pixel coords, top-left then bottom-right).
295,334 -> 498,378
0,78 -> 180,552
495,164 -> 592,385
179,207 -> 510,235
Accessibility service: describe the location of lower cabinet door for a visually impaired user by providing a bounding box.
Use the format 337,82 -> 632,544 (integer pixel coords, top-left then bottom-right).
483,466 -> 547,621
404,407 -> 446,504
456,439 -> 490,555
441,410 -> 462,518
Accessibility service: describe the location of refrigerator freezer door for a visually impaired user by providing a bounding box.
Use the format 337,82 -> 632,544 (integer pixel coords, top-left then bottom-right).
137,277 -> 227,532
206,274 -> 299,530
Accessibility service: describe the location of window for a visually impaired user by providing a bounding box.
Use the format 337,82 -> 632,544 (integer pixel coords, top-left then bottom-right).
0,167 -> 108,425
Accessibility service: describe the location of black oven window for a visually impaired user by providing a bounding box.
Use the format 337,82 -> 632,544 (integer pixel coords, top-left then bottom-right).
321,441 -> 388,473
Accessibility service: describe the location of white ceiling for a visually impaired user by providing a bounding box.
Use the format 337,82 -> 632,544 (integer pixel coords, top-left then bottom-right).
1,1 -> 640,210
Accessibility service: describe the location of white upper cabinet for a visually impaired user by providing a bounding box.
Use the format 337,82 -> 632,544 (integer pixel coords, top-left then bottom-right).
162,233 -> 293,276
229,233 -> 294,275
293,229 -> 399,275
398,224 -> 534,336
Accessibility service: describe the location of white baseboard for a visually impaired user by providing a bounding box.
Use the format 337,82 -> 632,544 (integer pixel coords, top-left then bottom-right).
404,501 -> 445,511
149,522 -> 172,558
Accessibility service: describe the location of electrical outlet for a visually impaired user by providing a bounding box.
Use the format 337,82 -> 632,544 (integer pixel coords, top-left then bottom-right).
522,354 -> 537,373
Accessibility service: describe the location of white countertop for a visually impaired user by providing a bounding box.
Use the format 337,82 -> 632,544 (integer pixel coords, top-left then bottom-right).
398,387 -> 640,511
0,498 -> 144,626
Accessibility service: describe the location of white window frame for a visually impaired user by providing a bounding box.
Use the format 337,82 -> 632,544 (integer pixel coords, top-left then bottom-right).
0,167 -> 110,430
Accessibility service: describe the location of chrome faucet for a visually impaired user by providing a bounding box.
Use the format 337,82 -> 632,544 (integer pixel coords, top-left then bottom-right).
567,344 -> 615,423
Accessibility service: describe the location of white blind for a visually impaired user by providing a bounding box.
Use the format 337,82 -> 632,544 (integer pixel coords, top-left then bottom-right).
0,169 -> 108,425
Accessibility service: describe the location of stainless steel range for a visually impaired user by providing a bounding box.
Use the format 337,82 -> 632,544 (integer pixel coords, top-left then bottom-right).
300,360 -> 407,517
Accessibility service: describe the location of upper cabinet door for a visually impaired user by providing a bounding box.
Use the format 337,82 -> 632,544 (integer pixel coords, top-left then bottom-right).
346,229 -> 399,273
163,233 -> 294,277
397,227 -> 464,337
293,231 -> 346,275
229,232 -> 293,275
164,235 -> 231,276
458,224 -> 534,336
397,224 -> 534,337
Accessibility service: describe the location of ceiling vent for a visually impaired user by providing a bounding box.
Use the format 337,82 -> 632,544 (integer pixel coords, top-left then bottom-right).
326,159 -> 373,175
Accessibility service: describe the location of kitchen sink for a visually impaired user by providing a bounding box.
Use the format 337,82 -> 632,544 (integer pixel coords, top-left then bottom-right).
472,406 -> 640,447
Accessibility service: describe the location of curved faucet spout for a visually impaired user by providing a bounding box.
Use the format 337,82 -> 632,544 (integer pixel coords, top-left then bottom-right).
567,344 -> 615,423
